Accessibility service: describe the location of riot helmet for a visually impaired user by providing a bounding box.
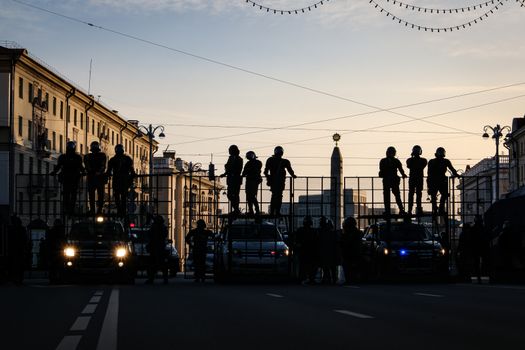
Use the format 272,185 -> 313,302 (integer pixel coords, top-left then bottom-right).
435,147 -> 446,158
343,217 -> 357,230
90,141 -> 100,153
246,151 -> 257,160
274,146 -> 284,157
196,219 -> 206,230
386,146 -> 396,157
115,144 -> 124,155
411,145 -> 422,157
228,144 -> 240,156
66,141 -> 76,153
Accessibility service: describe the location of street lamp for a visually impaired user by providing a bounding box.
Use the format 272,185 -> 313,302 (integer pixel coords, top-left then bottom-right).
482,124 -> 511,200
137,124 -> 165,200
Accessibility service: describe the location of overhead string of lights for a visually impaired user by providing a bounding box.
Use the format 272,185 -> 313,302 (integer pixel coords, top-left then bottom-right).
244,0 -> 329,14
369,0 -> 506,32
380,0 -> 504,14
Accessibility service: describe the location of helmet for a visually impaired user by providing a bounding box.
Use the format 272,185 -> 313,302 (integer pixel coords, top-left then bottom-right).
246,151 -> 257,160
115,144 -> 124,155
228,145 -> 240,156
196,219 -> 206,229
274,146 -> 284,157
411,145 -> 422,156
435,147 -> 446,158
386,146 -> 396,157
90,141 -> 100,153
66,141 -> 76,152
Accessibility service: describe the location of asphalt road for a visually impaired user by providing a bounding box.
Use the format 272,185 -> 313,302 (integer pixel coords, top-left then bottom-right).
1,276 -> 525,350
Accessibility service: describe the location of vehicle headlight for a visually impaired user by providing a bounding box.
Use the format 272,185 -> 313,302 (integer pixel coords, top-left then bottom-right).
96,216 -> 104,223
64,247 -> 76,257
283,249 -> 289,257
383,248 -> 389,256
115,247 -> 127,258
440,248 -> 446,256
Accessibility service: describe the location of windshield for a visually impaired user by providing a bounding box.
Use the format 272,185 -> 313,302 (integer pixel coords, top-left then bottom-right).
69,222 -> 126,240
378,224 -> 431,241
227,224 -> 282,241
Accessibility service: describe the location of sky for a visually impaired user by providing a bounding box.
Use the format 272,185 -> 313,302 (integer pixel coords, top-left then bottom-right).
2,0 -> 525,176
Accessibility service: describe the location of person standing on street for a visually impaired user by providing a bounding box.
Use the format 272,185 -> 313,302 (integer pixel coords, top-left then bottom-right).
295,216 -> 319,284
264,146 -> 297,216
242,151 -> 262,216
341,217 -> 363,285
46,218 -> 66,284
221,145 -> 243,215
406,145 -> 427,216
50,141 -> 84,216
318,217 -> 338,285
84,141 -> 107,214
379,146 -> 407,215
427,147 -> 459,216
185,219 -> 213,282
106,144 -> 135,217
7,215 -> 30,285
146,215 -> 169,284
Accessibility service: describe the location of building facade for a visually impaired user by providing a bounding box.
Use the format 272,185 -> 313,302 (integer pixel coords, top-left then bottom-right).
0,42 -> 155,223
508,115 -> 525,192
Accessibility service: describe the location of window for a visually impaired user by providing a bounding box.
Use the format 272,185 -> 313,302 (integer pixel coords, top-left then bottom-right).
111,130 -> 114,145
80,113 -> 83,130
18,192 -> 24,215
18,116 -> 23,137
97,122 -> 100,137
80,144 -> 83,154
52,132 -> 56,150
45,92 -> 48,108
92,120 -> 95,135
19,153 -> 24,173
28,120 -> 33,141
29,157 -> 33,174
59,134 -> 63,153
18,77 -> 23,99
37,159 -> 42,174
52,97 -> 57,115
60,101 -> 64,119
67,106 -> 70,122
37,88 -> 42,102
74,109 -> 77,126
28,82 -> 33,103
116,134 -> 119,145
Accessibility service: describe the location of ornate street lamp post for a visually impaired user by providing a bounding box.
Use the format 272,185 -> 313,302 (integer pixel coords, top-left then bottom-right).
482,124 -> 511,200
137,124 -> 165,199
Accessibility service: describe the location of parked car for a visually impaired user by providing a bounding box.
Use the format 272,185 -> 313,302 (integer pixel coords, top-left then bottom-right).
361,221 -> 448,280
214,218 -> 290,282
130,227 -> 180,277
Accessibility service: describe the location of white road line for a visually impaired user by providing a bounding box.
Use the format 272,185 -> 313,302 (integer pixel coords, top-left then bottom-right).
82,304 -> 98,315
343,285 -> 361,289
90,296 -> 102,303
334,309 -> 374,319
94,291 -> 104,296
70,316 -> 91,331
414,293 -> 444,298
56,335 -> 82,350
96,288 -> 119,350
266,293 -> 284,298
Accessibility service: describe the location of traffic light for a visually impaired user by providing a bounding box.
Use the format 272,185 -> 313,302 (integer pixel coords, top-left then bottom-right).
208,162 -> 215,181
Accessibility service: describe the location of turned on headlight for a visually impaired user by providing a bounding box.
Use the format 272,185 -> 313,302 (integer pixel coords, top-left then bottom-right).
115,247 -> 127,258
64,247 -> 75,257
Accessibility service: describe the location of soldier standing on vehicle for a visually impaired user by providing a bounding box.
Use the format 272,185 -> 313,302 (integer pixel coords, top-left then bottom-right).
242,151 -> 262,216
427,147 -> 459,216
46,219 -> 66,284
106,144 -> 135,217
7,215 -> 30,285
221,145 -> 243,215
406,145 -> 428,216
84,141 -> 107,214
264,146 -> 297,216
50,141 -> 85,216
185,219 -> 213,283
379,146 -> 407,215
341,217 -> 363,285
295,216 -> 319,284
146,215 -> 169,284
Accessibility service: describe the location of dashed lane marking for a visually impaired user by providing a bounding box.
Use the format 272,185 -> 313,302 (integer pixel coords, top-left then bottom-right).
70,316 -> 91,331
96,288 -> 119,350
414,293 -> 444,298
266,293 -> 284,298
55,335 -> 82,350
90,296 -> 102,303
81,304 -> 98,315
334,309 -> 374,319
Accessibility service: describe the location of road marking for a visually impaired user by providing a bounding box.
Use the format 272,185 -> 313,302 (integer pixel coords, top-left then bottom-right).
266,293 -> 284,298
414,293 -> 444,298
96,288 -> 119,350
94,291 -> 104,296
56,335 -> 82,350
459,284 -> 525,291
343,285 -> 361,289
70,316 -> 91,331
90,296 -> 102,303
334,309 -> 374,319
82,304 -> 98,314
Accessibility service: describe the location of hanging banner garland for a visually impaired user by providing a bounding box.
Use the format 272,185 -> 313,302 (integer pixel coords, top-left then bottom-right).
369,0 -> 506,32
244,0 -> 330,14
381,0 -> 501,14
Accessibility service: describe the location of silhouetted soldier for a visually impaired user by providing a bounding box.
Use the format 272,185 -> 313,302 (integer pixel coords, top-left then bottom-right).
46,218 -> 65,284
264,146 -> 297,216
406,145 -> 427,215
427,147 -> 459,216
221,145 -> 243,215
84,141 -> 107,214
7,215 -> 29,285
295,216 -> 319,284
471,215 -> 489,284
185,219 -> 213,282
379,146 -> 407,215
341,217 -> 363,285
457,223 -> 473,282
50,141 -> 84,216
146,215 -> 169,284
319,217 -> 338,285
242,151 -> 262,215
106,144 -> 135,217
